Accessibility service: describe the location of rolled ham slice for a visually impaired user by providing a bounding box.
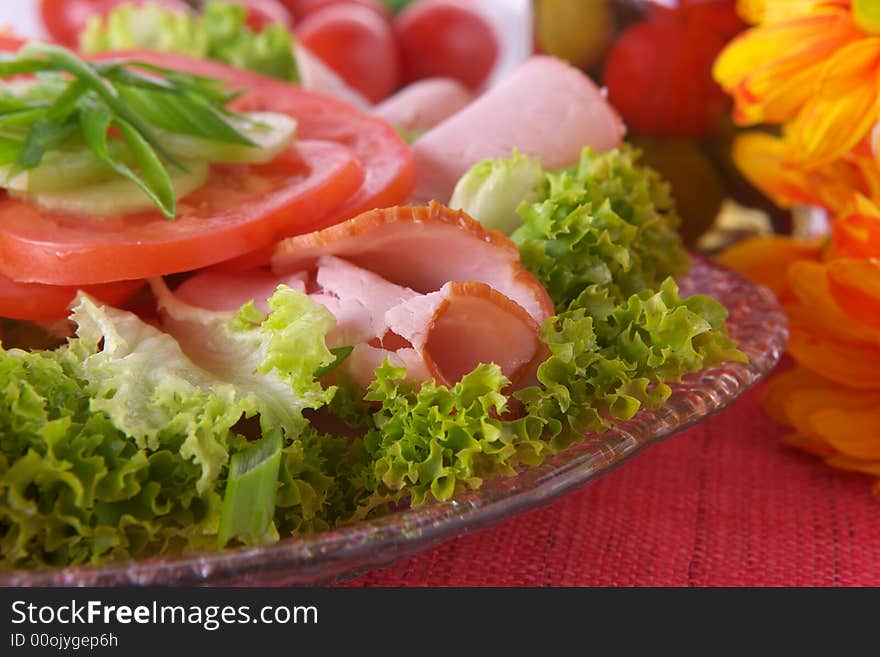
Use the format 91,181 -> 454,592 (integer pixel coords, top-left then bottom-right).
372,78 -> 474,135
410,55 -> 625,203
271,202 -> 554,324
172,203 -> 551,388
385,281 -> 543,387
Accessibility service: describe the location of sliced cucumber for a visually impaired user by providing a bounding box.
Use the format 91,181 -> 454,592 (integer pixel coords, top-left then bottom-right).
153,112 -> 297,164
15,160 -> 209,217
0,142 -> 128,193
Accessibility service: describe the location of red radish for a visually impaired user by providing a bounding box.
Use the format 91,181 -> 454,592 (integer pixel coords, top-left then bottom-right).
39,0 -> 189,47
394,0 -> 499,90
296,3 -> 400,103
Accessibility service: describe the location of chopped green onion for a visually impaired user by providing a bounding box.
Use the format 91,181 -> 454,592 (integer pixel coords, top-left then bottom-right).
217,432 -> 284,548
0,42 -> 263,219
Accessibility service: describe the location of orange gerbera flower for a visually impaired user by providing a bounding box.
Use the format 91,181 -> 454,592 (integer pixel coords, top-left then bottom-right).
715,0 -> 880,167
731,131 -> 880,215
721,195 -> 880,493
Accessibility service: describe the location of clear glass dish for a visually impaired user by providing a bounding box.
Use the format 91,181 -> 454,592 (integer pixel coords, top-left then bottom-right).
0,258 -> 787,586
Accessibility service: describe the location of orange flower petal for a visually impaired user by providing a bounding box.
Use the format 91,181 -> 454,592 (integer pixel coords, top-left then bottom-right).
737,0 -> 851,25
832,212 -> 880,258
826,258 -> 880,330
788,37 -> 880,166
732,132 -> 820,208
716,236 -> 820,303
787,323 -> 880,388
715,11 -> 861,125
824,454 -> 880,477
764,366 -> 834,425
810,406 -> 880,459
781,431 -> 839,457
787,260 -> 880,343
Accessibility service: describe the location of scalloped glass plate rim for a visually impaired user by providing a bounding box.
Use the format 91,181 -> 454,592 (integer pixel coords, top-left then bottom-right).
0,258 -> 787,586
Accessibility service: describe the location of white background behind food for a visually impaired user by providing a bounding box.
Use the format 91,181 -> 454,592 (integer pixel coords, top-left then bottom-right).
0,0 -> 46,39
0,0 -> 531,91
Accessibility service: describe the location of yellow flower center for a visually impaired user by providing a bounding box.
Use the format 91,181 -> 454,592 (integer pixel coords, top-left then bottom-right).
854,0 -> 880,34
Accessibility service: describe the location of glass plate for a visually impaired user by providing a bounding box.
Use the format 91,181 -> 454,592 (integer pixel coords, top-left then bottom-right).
0,259 -> 787,586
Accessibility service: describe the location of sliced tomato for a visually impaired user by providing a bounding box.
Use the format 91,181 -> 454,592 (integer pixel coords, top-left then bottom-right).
0,140 -> 363,285
1,52 -> 415,284
0,273 -> 145,321
39,0 -> 190,48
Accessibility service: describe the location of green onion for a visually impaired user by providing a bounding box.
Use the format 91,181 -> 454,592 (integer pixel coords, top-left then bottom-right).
217,432 -> 284,548
0,42 -> 258,219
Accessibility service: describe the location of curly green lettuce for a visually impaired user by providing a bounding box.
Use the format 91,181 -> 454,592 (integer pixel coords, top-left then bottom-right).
511,146 -> 690,311
0,286 -> 337,568
80,2 -> 299,82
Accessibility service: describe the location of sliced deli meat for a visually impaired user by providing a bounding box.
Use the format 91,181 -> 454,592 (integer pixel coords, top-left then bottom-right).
271,202 -> 554,323
384,281 -> 543,386
169,203 -> 552,388
410,55 -> 625,203
372,78 -> 474,135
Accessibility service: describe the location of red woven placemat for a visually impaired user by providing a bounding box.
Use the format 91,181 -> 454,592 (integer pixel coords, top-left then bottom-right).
343,367 -> 880,586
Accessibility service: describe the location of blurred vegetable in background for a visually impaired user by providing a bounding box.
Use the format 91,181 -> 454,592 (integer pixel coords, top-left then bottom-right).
534,0 -> 614,72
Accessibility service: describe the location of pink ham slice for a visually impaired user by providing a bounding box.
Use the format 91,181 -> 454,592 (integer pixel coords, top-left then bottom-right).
172,203 -> 551,388
271,202 -> 554,324
174,269 -> 308,313
372,78 -> 474,135
410,55 -> 625,203
385,281 -> 543,387
310,255 -> 418,348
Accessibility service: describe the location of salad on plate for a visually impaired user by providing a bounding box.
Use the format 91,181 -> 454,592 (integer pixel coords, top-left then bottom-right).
0,1 -> 745,571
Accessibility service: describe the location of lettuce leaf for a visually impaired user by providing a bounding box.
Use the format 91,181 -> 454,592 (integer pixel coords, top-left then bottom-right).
513,146 -> 690,311
449,150 -> 544,235
80,2 -> 300,83
349,362 -> 550,513
0,286 -> 337,568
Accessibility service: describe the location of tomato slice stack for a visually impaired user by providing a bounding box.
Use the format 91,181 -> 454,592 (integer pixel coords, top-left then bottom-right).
0,51 -> 416,320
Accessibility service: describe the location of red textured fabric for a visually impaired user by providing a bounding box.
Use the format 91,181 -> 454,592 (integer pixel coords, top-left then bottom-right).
343,368 -> 880,586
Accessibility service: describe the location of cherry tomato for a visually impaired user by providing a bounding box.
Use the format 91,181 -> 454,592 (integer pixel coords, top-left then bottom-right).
394,0 -> 499,90
39,0 -> 190,48
650,0 -> 746,40
282,0 -> 390,21
0,274 -> 145,321
602,15 -> 730,138
215,1 -> 294,30
0,52 -> 417,284
296,4 -> 400,103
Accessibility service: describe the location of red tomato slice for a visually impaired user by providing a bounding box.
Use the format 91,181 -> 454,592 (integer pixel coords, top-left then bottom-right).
39,0 -> 189,48
0,140 -> 363,285
296,4 -> 400,103
0,273 -> 144,321
394,0 -> 499,90
99,52 -> 414,227
1,52 -> 415,285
